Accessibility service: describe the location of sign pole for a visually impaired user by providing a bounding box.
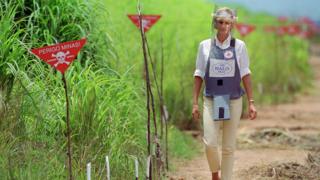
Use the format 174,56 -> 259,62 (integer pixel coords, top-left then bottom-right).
31,38 -> 86,180
62,73 -> 73,180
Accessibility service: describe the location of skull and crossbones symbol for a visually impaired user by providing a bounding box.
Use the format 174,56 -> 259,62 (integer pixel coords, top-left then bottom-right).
141,19 -> 150,29
47,51 -> 74,67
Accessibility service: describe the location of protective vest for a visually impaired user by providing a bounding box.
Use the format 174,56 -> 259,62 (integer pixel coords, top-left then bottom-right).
204,37 -> 244,99
204,37 -> 244,120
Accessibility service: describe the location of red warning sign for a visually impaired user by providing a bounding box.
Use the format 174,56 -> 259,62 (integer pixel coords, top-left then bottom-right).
127,14 -> 161,33
31,39 -> 86,74
286,24 -> 302,36
276,26 -> 289,36
235,23 -> 256,37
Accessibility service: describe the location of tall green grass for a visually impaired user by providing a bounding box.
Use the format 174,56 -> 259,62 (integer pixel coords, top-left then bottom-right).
1,0 -> 199,178
0,0 -> 148,179
234,7 -> 312,104
101,0 -> 312,128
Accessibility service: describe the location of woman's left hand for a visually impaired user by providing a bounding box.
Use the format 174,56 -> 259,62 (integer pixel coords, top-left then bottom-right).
248,103 -> 257,120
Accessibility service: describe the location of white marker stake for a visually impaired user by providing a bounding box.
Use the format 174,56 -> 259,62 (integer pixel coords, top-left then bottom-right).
163,105 -> 169,122
146,155 -> 151,179
87,163 -> 91,180
106,156 -> 110,180
135,158 -> 139,180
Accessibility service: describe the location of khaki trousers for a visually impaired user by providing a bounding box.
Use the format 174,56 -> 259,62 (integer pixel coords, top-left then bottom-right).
202,96 -> 242,180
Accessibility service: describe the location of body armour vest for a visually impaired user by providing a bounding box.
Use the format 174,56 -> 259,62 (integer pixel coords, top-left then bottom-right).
204,37 -> 244,99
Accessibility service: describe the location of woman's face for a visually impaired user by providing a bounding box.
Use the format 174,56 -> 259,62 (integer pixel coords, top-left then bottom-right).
216,18 -> 233,35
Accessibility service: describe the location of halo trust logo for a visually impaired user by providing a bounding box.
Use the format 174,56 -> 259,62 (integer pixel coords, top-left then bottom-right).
213,63 -> 232,74
209,58 -> 235,77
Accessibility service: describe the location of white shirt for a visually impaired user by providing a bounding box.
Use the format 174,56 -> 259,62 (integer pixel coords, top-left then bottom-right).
193,35 -> 251,79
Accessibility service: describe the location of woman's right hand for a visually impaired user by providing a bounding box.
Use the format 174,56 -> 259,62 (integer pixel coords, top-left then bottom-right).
192,104 -> 200,121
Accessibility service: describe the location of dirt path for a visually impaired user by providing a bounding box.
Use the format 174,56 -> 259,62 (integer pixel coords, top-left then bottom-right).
168,44 -> 320,180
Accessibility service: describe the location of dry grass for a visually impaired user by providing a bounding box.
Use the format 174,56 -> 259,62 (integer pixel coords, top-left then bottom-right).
238,150 -> 320,180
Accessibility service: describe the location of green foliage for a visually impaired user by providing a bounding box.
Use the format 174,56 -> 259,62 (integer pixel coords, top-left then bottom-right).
0,1 -> 25,109
168,126 -> 200,159
0,0 -> 150,179
236,12 -> 312,104
101,0 -> 312,126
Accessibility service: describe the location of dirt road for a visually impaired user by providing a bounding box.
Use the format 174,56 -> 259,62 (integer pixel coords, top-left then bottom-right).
168,44 -> 320,180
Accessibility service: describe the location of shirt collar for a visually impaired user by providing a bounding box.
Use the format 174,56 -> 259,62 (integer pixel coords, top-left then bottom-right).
214,34 -> 231,49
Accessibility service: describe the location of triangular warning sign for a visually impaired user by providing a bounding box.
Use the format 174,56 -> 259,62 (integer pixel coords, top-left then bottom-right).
276,26 -> 288,36
286,24 -> 302,36
31,39 -> 86,74
127,14 -> 161,33
235,23 -> 256,37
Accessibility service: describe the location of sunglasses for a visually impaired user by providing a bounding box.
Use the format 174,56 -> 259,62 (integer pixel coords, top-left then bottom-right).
217,20 -> 232,25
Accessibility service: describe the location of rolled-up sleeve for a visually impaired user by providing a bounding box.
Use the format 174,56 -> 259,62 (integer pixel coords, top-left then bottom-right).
193,43 -> 206,79
239,42 -> 251,78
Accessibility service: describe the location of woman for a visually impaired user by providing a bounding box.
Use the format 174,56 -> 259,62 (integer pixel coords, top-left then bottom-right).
192,7 -> 257,180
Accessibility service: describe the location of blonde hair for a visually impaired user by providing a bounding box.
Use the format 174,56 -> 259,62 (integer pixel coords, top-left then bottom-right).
212,7 -> 237,29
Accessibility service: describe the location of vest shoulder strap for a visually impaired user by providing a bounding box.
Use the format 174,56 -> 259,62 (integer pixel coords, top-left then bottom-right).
230,38 -> 236,48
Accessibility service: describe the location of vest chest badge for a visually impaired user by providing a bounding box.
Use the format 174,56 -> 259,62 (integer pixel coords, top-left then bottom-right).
224,50 -> 234,59
209,58 -> 235,77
